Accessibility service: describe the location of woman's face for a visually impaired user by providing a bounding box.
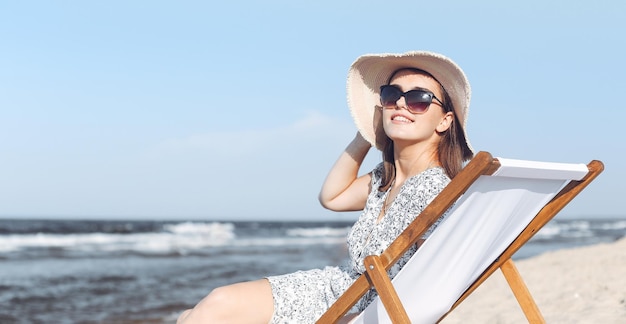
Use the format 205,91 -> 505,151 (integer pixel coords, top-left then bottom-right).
380,70 -> 453,148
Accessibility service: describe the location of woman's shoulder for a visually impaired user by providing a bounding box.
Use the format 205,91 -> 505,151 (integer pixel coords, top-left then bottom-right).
371,162 -> 385,179
366,162 -> 385,191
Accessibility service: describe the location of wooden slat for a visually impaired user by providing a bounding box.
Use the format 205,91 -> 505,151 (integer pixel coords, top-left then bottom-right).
363,255 -> 411,324
316,275 -> 371,323
500,259 -> 546,323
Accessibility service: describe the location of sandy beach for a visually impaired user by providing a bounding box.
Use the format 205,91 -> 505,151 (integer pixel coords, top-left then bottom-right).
441,237 -> 626,323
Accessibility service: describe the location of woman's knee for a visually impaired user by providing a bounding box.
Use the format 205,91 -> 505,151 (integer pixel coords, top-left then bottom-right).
180,280 -> 274,323
198,286 -> 236,308
185,285 -> 245,321
176,289 -> 225,323
176,309 -> 192,324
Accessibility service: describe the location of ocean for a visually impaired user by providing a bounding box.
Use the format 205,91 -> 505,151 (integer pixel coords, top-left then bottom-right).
1,217 -> 625,323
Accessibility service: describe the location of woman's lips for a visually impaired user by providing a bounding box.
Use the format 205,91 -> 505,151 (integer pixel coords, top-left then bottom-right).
391,113 -> 414,123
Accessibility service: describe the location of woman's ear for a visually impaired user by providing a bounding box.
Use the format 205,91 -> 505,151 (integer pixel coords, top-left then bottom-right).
436,112 -> 454,133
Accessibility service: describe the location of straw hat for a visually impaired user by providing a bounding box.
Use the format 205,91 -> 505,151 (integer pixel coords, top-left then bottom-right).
347,51 -> 472,155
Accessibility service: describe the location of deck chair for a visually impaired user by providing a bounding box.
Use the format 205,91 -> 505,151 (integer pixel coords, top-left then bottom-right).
316,151 -> 603,324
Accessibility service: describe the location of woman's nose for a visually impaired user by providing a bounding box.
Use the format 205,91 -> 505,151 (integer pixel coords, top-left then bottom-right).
395,96 -> 408,110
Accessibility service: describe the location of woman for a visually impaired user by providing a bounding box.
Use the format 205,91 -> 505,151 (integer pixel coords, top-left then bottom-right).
177,51 -> 473,324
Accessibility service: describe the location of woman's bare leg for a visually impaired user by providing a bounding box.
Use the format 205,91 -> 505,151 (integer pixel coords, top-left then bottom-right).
177,279 -> 274,324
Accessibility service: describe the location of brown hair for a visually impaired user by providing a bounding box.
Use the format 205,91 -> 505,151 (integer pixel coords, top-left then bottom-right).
378,68 -> 473,191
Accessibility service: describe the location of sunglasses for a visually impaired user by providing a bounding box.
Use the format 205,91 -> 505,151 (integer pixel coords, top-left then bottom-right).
379,85 -> 444,114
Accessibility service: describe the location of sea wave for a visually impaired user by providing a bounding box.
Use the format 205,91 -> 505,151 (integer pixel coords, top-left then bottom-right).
0,222 -> 233,254
599,220 -> 626,230
286,226 -> 351,237
163,221 -> 236,239
1,219 -> 623,259
534,219 -> 625,241
0,222 -> 348,257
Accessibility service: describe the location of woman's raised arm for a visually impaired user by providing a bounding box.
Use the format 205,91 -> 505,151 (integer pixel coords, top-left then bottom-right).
318,132 -> 373,212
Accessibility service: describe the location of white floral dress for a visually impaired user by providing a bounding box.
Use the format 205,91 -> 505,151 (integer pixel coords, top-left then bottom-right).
267,163 -> 451,323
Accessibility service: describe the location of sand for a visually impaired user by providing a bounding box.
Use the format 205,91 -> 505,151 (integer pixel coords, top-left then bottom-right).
441,237 -> 626,323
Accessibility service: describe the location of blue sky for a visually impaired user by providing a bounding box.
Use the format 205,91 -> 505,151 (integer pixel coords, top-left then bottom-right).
1,1 -> 624,221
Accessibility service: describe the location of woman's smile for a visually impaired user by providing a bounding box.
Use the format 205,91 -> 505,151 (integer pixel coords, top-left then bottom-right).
391,113 -> 414,123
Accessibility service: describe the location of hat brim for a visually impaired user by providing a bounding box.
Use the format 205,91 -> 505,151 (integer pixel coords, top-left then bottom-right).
347,51 -> 473,154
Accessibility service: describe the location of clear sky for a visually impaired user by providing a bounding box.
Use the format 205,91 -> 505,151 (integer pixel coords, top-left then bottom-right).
1,1 -> 624,221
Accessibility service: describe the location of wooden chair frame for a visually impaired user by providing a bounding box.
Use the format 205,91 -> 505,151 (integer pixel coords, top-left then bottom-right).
316,151 -> 604,324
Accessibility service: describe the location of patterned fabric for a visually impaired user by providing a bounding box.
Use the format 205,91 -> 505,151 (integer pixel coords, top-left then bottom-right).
267,163 -> 451,323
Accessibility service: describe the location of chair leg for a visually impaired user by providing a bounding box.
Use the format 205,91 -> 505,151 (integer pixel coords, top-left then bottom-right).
500,258 -> 546,324
363,255 -> 411,324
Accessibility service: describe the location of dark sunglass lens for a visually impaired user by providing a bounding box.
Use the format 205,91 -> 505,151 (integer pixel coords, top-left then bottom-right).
405,90 -> 432,113
380,86 -> 401,107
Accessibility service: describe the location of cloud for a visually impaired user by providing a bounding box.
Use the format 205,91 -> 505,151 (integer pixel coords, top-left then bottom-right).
149,110 -> 348,155
0,111 -> 368,221
115,111 -> 363,220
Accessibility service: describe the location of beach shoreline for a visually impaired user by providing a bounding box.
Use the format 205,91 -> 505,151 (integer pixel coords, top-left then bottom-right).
442,236 -> 626,323
1,218 -> 624,323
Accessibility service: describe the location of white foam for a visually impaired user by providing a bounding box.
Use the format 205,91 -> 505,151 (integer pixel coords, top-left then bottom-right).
0,222 -> 350,255
0,222 -> 238,254
599,220 -> 626,230
286,226 -> 351,237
